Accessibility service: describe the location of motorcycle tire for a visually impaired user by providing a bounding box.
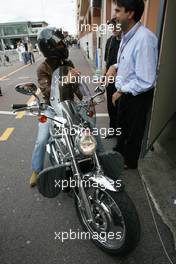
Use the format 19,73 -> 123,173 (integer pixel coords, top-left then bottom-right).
75,188 -> 140,256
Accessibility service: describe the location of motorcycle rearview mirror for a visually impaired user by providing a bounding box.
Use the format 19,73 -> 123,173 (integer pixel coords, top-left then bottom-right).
15,82 -> 37,96
94,86 -> 103,94
92,86 -> 105,101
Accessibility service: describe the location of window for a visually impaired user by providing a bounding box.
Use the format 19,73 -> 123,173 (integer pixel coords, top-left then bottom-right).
3,25 -> 28,36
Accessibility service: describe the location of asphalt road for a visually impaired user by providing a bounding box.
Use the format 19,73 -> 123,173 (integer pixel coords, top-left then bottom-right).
0,49 -> 176,264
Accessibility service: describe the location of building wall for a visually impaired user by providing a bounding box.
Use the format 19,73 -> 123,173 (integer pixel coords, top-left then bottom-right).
145,0 -> 160,33
80,31 -> 94,60
78,0 -> 102,63
99,0 -> 115,73
140,0 -> 162,36
106,0 -> 112,21
78,0 -> 160,73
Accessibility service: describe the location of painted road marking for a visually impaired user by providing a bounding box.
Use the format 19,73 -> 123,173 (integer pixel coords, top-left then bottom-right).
0,111 -> 34,116
0,128 -> 14,141
0,65 -> 29,81
15,111 -> 26,119
18,76 -> 31,79
0,78 -> 10,81
0,111 -> 16,115
96,113 -> 108,117
15,88 -> 41,119
0,57 -> 42,81
0,111 -> 108,117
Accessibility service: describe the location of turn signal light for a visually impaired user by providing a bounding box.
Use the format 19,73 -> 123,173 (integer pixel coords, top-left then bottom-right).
87,111 -> 94,118
38,115 -> 47,123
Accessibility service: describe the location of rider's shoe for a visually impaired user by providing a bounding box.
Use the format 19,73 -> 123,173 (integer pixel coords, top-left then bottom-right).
29,171 -> 38,187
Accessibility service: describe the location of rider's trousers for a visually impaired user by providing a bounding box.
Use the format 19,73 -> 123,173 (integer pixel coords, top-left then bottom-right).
31,109 -> 54,173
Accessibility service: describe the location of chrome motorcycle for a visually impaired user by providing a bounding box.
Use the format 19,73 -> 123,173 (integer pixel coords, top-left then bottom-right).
12,66 -> 140,256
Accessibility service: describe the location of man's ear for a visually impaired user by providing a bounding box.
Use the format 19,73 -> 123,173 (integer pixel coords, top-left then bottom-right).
128,10 -> 135,20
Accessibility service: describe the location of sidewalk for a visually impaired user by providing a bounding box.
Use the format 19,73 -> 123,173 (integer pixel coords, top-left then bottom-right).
139,115 -> 176,248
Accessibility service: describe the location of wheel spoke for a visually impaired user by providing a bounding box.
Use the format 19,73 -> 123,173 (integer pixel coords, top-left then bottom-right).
77,186 -> 127,250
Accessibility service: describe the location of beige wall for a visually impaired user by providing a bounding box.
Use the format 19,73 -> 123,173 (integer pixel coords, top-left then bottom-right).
142,0 -> 160,33
106,0 -> 112,21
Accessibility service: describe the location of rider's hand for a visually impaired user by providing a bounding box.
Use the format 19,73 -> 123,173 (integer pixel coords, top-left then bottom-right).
112,91 -> 122,106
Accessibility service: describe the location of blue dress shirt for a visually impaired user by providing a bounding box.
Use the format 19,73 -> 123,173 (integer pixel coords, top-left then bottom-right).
114,22 -> 158,96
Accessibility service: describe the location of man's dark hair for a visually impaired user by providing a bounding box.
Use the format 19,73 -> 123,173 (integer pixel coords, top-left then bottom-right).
113,0 -> 145,22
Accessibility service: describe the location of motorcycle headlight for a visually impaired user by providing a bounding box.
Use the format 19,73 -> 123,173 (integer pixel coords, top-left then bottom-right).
78,131 -> 97,156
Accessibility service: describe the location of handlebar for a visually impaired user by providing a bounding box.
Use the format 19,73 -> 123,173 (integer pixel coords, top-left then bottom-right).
11,102 -> 54,115
12,85 -> 104,114
12,104 -> 28,110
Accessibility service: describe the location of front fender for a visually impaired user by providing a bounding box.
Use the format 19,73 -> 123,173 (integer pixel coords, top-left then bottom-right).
89,174 -> 122,192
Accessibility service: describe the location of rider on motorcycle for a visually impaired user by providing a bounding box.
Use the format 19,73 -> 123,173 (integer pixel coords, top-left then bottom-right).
30,27 -> 82,187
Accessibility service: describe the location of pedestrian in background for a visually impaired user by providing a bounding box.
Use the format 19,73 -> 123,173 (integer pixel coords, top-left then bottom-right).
103,18 -> 121,138
16,41 -> 23,62
77,39 -> 80,49
27,40 -> 35,64
17,41 -> 28,64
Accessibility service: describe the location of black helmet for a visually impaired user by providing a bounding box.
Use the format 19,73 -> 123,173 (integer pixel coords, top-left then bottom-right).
37,27 -> 69,60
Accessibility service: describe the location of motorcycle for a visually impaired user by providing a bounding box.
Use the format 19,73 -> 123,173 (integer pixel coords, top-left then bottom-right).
12,66 -> 140,256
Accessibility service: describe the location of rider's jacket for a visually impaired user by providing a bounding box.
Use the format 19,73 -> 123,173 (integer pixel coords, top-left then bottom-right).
37,58 -> 82,104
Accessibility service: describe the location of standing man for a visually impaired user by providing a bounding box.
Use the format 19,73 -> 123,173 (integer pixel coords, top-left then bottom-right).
27,40 -> 35,64
106,0 -> 158,169
17,41 -> 27,64
104,18 -> 121,137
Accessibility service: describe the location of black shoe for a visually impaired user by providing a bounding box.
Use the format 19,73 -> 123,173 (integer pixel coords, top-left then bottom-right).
124,163 -> 137,170
112,145 -> 119,151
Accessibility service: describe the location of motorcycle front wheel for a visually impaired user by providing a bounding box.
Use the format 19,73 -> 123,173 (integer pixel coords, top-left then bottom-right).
75,188 -> 140,256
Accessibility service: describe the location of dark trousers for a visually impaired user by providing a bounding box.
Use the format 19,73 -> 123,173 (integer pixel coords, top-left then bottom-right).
28,52 -> 35,64
21,52 -> 28,64
116,89 -> 153,168
106,83 -> 118,129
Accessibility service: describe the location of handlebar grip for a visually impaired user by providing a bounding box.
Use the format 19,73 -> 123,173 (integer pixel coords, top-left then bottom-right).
12,104 -> 28,110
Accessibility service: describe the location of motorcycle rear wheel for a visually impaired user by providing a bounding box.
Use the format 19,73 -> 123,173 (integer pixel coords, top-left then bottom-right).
75,187 -> 140,256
